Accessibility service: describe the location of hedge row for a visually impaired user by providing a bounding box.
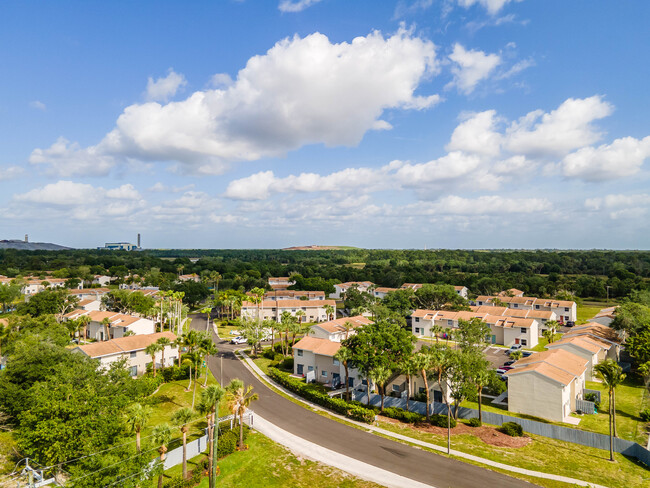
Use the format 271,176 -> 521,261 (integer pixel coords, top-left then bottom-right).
268,368 -> 375,423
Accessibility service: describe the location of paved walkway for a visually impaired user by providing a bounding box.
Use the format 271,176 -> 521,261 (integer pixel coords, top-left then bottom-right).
240,349 -> 609,488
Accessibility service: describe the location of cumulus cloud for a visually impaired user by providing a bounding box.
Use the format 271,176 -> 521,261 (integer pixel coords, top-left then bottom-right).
15,181 -> 142,206
148,182 -> 195,193
29,137 -> 116,177
32,29 -> 439,176
412,194 -> 551,215
446,110 -> 502,157
0,166 -> 24,181
278,0 -> 323,12
561,136 -> 650,181
585,193 -> 650,220
29,100 -> 46,111
447,43 -> 501,94
145,69 -> 187,102
457,0 -> 521,15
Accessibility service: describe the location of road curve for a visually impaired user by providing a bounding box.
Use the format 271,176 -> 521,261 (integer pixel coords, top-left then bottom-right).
191,314 -> 537,488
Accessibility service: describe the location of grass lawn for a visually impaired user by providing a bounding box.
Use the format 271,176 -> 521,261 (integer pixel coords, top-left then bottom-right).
376,420 -> 650,488
189,433 -> 382,488
577,300 -> 611,325
571,377 -> 649,444
215,321 -> 242,339
0,431 -> 17,475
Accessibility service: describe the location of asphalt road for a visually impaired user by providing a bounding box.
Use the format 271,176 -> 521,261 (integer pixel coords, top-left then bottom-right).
191,315 -> 537,488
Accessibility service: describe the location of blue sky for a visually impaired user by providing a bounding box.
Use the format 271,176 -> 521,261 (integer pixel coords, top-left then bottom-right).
1,0 -> 649,249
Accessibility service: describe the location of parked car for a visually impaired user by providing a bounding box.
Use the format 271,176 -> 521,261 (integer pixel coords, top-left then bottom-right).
522,351 -> 533,357
500,365 -> 514,371
230,336 -> 247,344
503,360 -> 515,366
508,344 -> 522,352
566,321 -> 575,327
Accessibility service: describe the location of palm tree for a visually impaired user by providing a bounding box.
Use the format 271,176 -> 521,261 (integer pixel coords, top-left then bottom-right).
145,343 -> 161,377
544,320 -> 560,343
78,315 -> 91,343
342,320 -> 354,341
182,330 -> 200,389
152,423 -> 172,488
226,383 -> 259,449
430,324 -> 443,343
209,271 -> 222,300
412,350 -> 432,421
226,379 -> 244,426
200,306 -> 213,333
101,317 -> 111,341
171,407 -> 194,479
295,309 -> 305,326
198,336 -> 218,387
325,304 -> 335,321
474,369 -> 490,423
510,350 -> 523,361
369,365 -> 392,412
200,384 -> 225,488
400,355 -> 418,411
595,359 -> 626,461
124,403 -> 152,453
156,337 -> 172,374
334,346 -> 353,401
280,311 -> 295,356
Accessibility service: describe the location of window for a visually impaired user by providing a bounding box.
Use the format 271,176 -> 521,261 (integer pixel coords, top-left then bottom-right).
129,366 -> 137,377
415,317 -> 420,322
130,351 -> 137,358
513,304 -> 518,308
333,359 -> 340,366
418,387 -> 425,394
362,379 -> 368,386
297,349 -> 303,357
520,328 -> 526,333
447,319 -> 452,325
521,339 -> 527,346
535,305 -> 540,309
297,364 -> 304,375
414,327 -> 420,334
308,366 -> 314,372
321,370 -> 328,378
392,384 -> 401,392
564,307 -> 569,312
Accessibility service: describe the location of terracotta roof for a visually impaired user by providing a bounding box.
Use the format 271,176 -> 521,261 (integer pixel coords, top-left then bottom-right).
74,331 -> 177,358
511,349 -> 588,378
69,288 -> 111,295
454,286 -> 468,291
292,336 -> 341,357
503,308 -> 555,320
337,281 -> 374,289
241,299 -> 336,308
506,361 -> 576,386
374,287 -> 398,293
594,306 -> 618,319
533,298 -> 575,308
564,322 -> 621,344
547,336 -> 603,355
311,315 -> 372,334
264,290 -> 325,298
63,309 -> 147,328
411,309 -> 439,318
470,305 -> 509,315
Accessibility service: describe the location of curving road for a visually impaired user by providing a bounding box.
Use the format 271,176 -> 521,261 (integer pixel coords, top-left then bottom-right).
191,314 -> 537,488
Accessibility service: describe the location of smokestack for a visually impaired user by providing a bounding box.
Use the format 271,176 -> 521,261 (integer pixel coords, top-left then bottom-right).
137,233 -> 141,248
25,234 -> 28,243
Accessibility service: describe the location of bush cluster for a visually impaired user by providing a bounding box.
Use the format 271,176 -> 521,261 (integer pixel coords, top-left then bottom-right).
468,418 -> 482,427
161,364 -> 191,382
268,367 -> 375,424
584,392 -> 601,410
499,421 -> 524,437
217,424 -> 249,457
430,414 -> 457,428
163,458 -> 207,487
381,407 -> 424,424
640,408 -> 650,422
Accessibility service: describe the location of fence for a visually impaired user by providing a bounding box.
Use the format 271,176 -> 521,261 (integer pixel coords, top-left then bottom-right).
353,392 -> 650,467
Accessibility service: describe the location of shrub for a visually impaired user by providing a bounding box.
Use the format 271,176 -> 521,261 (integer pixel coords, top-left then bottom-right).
273,352 -> 285,362
217,431 -> 237,458
278,357 -> 294,371
640,408 -> 650,422
412,392 -> 427,403
430,414 -> 456,428
584,393 -> 601,409
268,367 -> 375,423
262,348 -> 276,360
380,407 -> 424,424
347,406 -> 376,423
468,418 -> 482,427
499,421 -> 524,437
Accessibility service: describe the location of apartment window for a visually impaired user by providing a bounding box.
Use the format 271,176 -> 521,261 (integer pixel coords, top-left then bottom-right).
362,379 -> 368,386
272,308 -> 276,312
520,328 -> 526,333
296,349 -> 303,357
129,366 -> 137,377
322,370 -> 328,378
447,320 -> 452,325
418,387 -> 425,394
130,351 -> 137,358
521,339 -> 527,346
392,384 -> 401,392
308,366 -> 314,372
414,327 -> 420,334
333,359 -> 340,366
415,317 -> 420,322
292,309 -> 296,312
564,307 -> 569,312
513,304 -> 518,308
535,305 -> 540,309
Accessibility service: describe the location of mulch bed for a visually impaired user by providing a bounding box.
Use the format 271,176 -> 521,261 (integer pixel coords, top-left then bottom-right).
378,416 -> 531,448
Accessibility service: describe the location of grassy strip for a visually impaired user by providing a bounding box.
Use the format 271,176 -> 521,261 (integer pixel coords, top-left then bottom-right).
376,419 -> 650,488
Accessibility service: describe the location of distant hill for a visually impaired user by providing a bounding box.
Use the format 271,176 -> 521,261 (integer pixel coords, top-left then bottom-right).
282,245 -> 358,251
0,240 -> 72,251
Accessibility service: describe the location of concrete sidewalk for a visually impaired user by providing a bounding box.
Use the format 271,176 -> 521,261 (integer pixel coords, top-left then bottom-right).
254,415 -> 437,488
239,350 -> 609,488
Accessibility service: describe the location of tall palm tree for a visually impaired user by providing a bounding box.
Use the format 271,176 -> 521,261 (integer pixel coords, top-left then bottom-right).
173,336 -> 184,367
295,309 -> 305,325
171,407 -> 194,479
334,346 -> 353,401
200,306 -> 213,333
200,384 -> 225,488
325,304 -> 335,321
145,343 -> 161,377
595,359 -> 626,461
101,317 -> 111,341
198,336 -> 218,387
474,369 -> 490,423
226,379 -> 244,426
156,337 -> 172,374
209,271 -> 222,300
280,311 -> 295,356
152,423 -> 172,488
369,365 -> 392,412
226,383 -> 259,449
430,324 -> 443,343
400,355 -> 418,411
182,330 -> 200,389
124,403 -> 152,453
413,350 -> 432,420
78,315 -> 91,343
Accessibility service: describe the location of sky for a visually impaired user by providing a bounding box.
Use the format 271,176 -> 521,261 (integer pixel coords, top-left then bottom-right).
1,0 -> 649,250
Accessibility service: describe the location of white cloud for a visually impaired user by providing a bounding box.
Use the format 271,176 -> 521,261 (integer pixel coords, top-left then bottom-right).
29,137 -> 116,176
278,0 -> 323,12
447,43 -> 501,94
457,0 -> 521,15
585,193 -> 650,220
148,182 -> 195,193
29,100 -> 46,111
209,73 -> 233,88
15,180 -> 143,207
505,96 -> 614,157
446,110 -> 502,157
105,184 -> 142,200
413,194 -> 551,215
394,0 -> 434,19
495,57 -> 535,79
0,166 -> 24,181
145,69 -> 187,102
33,29 -> 439,176
561,136 -> 650,181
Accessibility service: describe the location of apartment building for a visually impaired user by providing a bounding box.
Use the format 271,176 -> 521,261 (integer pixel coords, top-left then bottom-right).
400,283 -> 469,298
307,315 -> 373,342
240,299 -> 336,323
64,309 -> 155,341
264,290 -> 325,301
268,277 -> 296,290
474,295 -> 577,324
330,281 -> 375,299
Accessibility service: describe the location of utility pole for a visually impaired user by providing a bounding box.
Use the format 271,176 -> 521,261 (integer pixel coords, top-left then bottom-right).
606,286 -> 611,304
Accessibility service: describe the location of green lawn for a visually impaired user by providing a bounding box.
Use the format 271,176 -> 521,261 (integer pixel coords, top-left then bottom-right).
376,420 -> 650,488
189,433 -> 383,488
215,321 -> 243,339
0,431 -> 17,475
571,378 -> 649,444
577,300 -> 611,325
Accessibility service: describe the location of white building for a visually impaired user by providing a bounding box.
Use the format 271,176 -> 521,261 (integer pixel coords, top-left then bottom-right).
72,331 -> 177,376
64,309 -> 156,341
240,299 -> 336,323
268,277 -> 296,290
474,295 -> 577,324
307,315 -> 372,342
400,283 -> 468,298
330,281 -> 375,299
92,275 -> 112,286
264,290 -> 325,301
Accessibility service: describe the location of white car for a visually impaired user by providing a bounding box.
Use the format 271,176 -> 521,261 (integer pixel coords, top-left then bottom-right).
230,336 -> 248,344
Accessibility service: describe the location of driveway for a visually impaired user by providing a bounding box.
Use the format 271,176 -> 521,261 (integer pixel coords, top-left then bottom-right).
191,314 -> 536,488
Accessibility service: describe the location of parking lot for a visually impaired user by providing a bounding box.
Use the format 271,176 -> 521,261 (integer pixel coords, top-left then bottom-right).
484,346 -> 510,370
